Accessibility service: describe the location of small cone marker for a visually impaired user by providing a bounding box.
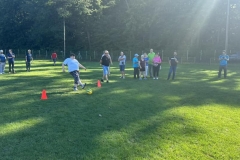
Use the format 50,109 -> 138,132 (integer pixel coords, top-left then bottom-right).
41,89 -> 48,100
97,80 -> 101,88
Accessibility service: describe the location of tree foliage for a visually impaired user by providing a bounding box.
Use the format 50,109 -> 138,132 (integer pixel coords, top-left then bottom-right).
0,0 -> 240,54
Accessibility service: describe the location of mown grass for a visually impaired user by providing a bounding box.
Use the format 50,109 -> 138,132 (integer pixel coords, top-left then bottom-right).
0,60 -> 240,160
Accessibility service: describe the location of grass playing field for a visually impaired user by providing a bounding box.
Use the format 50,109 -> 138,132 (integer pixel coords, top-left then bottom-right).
0,60 -> 240,160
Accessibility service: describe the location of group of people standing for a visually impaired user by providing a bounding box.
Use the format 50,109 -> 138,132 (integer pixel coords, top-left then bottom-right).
132,49 -> 178,80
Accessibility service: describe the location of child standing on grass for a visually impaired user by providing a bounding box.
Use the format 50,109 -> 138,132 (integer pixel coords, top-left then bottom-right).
132,54 -> 139,79
25,49 -> 33,72
62,53 -> 87,91
118,51 -> 126,79
139,55 -> 146,80
144,53 -> 149,77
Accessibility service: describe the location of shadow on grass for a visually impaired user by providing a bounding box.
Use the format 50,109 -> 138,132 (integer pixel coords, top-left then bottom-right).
0,62 -> 240,159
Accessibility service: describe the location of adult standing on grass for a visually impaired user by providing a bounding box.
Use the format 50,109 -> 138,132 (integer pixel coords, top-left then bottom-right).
100,50 -> 112,82
7,49 -> 15,73
118,51 -> 126,79
133,53 -> 139,79
62,53 -> 87,91
167,51 -> 178,80
152,53 -> 162,80
148,49 -> 155,78
25,49 -> 33,72
0,50 -> 6,74
100,50 -> 111,83
51,51 -> 57,66
218,50 -> 229,78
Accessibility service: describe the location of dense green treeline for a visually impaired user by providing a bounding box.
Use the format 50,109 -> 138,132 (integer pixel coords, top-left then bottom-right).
0,0 -> 240,55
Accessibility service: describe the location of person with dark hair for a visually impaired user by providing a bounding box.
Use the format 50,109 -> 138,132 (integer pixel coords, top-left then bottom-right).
62,53 -> 87,91
152,53 -> 162,80
26,49 -> 33,72
148,49 -> 155,78
218,50 -> 229,78
167,51 -> 178,80
0,50 -> 6,74
7,49 -> 15,73
51,51 -> 57,66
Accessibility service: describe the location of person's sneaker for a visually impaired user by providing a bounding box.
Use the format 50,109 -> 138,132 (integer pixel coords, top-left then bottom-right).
156,77 -> 158,80
139,77 -> 142,80
119,76 -> 122,78
144,77 -> 147,80
81,83 -> 86,89
0,73 -> 2,74
74,87 -> 78,91
123,77 -> 125,79
101,79 -> 104,82
153,77 -> 155,80
106,80 -> 109,83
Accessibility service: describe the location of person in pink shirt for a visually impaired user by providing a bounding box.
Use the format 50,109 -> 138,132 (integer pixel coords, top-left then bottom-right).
152,52 -> 162,80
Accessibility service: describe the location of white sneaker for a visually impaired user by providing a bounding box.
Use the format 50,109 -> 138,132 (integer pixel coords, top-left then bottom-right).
153,77 -> 155,80
123,77 -> 125,79
0,73 -> 2,74
156,77 -> 158,80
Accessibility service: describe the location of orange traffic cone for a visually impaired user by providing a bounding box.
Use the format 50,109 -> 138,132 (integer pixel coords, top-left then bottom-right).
97,80 -> 101,88
41,89 -> 48,100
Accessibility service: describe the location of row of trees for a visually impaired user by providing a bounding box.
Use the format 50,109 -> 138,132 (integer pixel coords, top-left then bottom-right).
0,0 -> 240,57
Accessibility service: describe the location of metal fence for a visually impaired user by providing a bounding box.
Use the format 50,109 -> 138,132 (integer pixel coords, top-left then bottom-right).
1,49 -> 239,64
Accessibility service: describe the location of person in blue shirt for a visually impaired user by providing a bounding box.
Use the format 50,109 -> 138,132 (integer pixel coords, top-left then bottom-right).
132,53 -> 139,79
62,53 -> 87,91
25,49 -> 33,72
218,50 -> 229,78
0,50 -> 6,74
7,49 -> 15,73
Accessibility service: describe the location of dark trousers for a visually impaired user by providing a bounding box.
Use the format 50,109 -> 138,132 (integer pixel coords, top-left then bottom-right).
153,64 -> 160,77
8,61 -> 14,73
148,64 -> 153,77
26,62 -> 31,71
218,65 -> 227,78
133,67 -> 139,78
168,66 -> 177,80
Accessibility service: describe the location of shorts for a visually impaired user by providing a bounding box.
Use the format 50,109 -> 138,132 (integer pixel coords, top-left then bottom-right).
52,58 -> 57,62
103,65 -> 109,76
119,65 -> 125,71
70,70 -> 80,84
140,67 -> 145,71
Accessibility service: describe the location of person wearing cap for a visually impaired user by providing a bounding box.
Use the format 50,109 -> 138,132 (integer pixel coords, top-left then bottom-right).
62,53 -> 87,91
132,53 -> 139,79
100,50 -> 111,83
25,49 -> 33,72
7,49 -> 15,73
0,50 -> 6,74
148,49 -> 155,78
218,50 -> 229,78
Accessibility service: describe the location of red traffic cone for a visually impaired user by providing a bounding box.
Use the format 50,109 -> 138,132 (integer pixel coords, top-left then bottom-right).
97,80 -> 101,88
41,89 -> 48,100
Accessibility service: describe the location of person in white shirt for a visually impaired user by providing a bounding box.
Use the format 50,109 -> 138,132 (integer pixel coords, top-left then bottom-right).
118,51 -> 126,79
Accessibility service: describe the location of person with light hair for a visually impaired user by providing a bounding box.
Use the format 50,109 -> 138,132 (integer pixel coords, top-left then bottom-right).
100,50 -> 111,83
118,51 -> 126,79
25,49 -> 33,72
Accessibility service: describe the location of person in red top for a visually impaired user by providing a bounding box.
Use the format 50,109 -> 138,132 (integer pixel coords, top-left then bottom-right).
51,52 -> 57,66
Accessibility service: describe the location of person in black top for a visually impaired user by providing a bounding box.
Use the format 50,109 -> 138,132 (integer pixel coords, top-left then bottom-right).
100,50 -> 111,83
167,51 -> 178,80
26,49 -> 33,72
7,49 -> 15,73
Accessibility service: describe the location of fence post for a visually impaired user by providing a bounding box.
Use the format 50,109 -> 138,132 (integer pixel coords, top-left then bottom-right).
18,49 -> 19,57
46,50 -> 48,59
86,51 -> 87,60
187,50 -> 189,61
200,50 -> 202,61
130,51 -> 132,60
214,50 -> 216,61
162,50 -> 163,61
94,51 -> 95,60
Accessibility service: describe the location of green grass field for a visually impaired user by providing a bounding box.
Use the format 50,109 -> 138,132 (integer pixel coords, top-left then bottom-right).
0,60 -> 240,160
